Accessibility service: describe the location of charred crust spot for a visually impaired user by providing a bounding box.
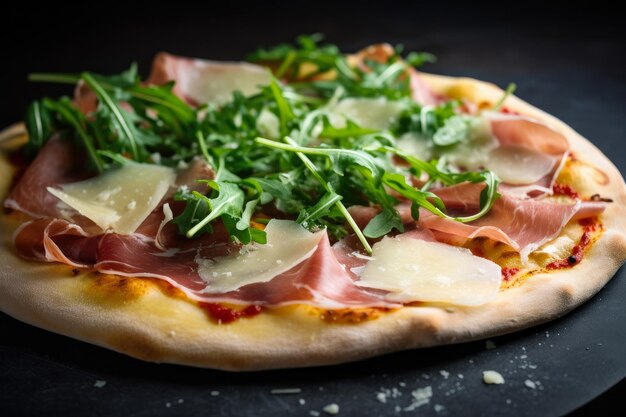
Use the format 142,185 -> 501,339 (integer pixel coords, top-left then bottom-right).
71,268 -> 80,276
590,194 -> 613,203
317,307 -> 393,324
88,274 -> 152,302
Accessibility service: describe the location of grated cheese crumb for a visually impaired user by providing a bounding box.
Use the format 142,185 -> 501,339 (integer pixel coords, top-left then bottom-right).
434,404 -> 445,413
486,340 -> 497,350
524,380 -> 537,389
404,386 -> 432,411
482,370 -> 505,385
94,380 -> 106,388
439,370 -> 450,379
323,403 -> 340,415
299,399 -> 306,405
210,391 -> 220,396
310,411 -> 320,417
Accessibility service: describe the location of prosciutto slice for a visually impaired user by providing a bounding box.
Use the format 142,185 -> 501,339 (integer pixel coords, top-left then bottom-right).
147,53 -> 270,106
484,112 -> 570,197
4,137 -> 88,219
13,217 -> 389,307
420,183 -> 606,260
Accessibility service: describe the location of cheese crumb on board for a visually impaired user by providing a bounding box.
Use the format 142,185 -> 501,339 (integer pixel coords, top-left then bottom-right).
524,380 -> 537,389
323,403 -> 340,415
482,370 -> 505,384
404,386 -> 432,411
94,380 -> 106,388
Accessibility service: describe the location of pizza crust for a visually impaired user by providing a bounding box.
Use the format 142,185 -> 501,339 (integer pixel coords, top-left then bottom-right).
1,74 -> 625,371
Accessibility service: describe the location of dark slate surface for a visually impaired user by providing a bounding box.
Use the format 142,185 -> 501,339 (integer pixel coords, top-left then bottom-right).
1,3 -> 624,416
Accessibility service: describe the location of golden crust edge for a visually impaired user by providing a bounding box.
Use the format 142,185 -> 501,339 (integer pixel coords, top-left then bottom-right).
0,75 -> 625,371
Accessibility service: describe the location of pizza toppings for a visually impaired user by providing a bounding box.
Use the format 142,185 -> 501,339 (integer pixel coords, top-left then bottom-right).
196,220 -> 325,293
356,235 -> 502,306
148,53 -> 271,106
47,162 -> 175,234
4,35 -> 612,311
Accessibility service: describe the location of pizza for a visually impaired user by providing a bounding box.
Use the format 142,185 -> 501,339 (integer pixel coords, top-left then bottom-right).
1,36 -> 625,371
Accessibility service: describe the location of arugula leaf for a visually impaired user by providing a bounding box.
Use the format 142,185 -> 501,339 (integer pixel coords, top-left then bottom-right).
432,115 -> 469,147
297,191 -> 342,227
363,207 -> 404,238
42,98 -> 104,173
82,72 -> 142,161
24,100 -> 53,156
173,189 -> 213,236
186,181 -> 245,238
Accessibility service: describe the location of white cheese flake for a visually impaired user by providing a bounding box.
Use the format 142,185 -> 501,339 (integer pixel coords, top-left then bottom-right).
483,370 -> 505,385
180,61 -> 270,106
524,380 -> 537,389
404,386 -> 432,411
357,236 -> 502,306
210,391 -> 220,396
48,162 -> 175,235
94,380 -> 106,388
329,97 -> 405,130
322,404 -> 339,415
197,220 -> 324,293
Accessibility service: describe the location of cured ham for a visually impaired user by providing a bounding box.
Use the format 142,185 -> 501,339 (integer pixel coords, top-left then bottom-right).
12,217 -> 389,307
420,184 -> 607,260
147,53 -> 270,106
484,112 -> 570,197
4,137 -> 88,219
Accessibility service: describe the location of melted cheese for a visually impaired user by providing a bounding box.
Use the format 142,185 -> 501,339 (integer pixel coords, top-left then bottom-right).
357,236 -> 502,306
197,220 -> 325,293
48,162 -> 175,235
182,61 -> 270,106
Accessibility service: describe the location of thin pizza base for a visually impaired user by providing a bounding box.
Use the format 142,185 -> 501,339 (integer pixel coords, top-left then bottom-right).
1,74 -> 625,371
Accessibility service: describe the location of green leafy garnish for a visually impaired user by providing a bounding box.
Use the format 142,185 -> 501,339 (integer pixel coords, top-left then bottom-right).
24,34 -> 502,251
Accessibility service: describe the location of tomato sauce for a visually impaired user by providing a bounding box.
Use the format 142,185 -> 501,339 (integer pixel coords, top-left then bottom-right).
199,302 -> 263,323
546,219 -> 599,270
501,267 -> 520,281
552,183 -> 580,199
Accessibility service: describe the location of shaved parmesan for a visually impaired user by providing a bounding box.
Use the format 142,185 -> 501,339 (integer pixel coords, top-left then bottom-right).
181,61 -> 270,106
48,162 -> 175,235
330,97 -> 405,130
486,146 -> 555,185
357,236 -> 502,306
197,220 -> 325,293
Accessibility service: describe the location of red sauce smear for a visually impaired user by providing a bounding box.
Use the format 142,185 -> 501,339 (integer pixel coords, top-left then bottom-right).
500,107 -> 520,115
552,183 -> 580,199
501,267 -> 520,281
199,302 -> 263,324
546,218 -> 598,270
